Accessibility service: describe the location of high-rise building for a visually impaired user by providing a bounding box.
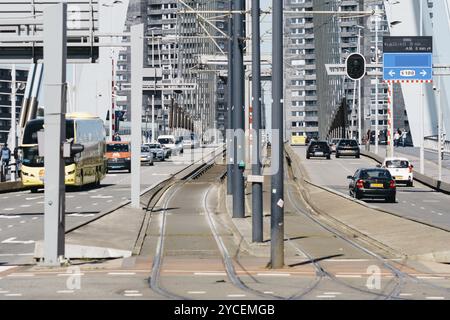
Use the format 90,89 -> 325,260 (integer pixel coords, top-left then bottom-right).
115,0 -> 225,141
284,0 -> 410,142
0,66 -> 28,145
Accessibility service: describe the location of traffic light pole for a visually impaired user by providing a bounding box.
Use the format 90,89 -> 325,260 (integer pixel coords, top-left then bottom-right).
232,0 -> 245,218
271,0 -> 284,269
227,1 -> 234,195
251,0 -> 263,243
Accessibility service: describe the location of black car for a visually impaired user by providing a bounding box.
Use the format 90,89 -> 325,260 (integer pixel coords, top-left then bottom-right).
306,141 -> 331,159
347,168 -> 396,203
336,139 -> 360,158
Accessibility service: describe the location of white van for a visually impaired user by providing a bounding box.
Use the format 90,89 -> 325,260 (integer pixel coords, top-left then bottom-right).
157,135 -> 183,156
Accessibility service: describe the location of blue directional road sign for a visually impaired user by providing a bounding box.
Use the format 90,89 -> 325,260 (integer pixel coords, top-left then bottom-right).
383,36 -> 433,82
383,53 -> 432,82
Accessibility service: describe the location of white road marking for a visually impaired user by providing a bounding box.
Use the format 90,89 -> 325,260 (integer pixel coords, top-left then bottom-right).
420,207 -> 425,210
107,200 -> 112,203
36,201 -> 44,204
187,291 -> 206,294
32,217 -> 38,220
0,215 -> 20,219
5,293 -> 22,297
227,294 -> 246,298
194,272 -> 227,276
152,173 -> 170,176
25,197 -> 41,201
0,291 -> 10,294
7,225 -> 13,228
423,200 -> 439,203
3,208 -> 15,211
107,272 -> 136,276
57,273 -> 85,277
57,290 -> 74,294
92,203 -> 98,206
66,195 -> 74,199
0,253 -> 33,257
426,296 -> 445,300
411,203 -> 416,207
2,196 -> 9,199
68,213 -> 95,218
124,293 -> 143,297
399,293 -> 413,297
326,259 -> 370,262
1,237 -> 34,245
124,290 -> 140,294
75,206 -> 82,209
20,205 -> 31,208
324,292 -> 342,295
7,273 -> 34,277
317,295 -> 336,298
437,213 -> 443,216
336,274 -> 362,278
256,273 -> 291,277
264,291 -> 274,294
417,276 -> 445,280
20,220 -> 26,224
90,195 -> 113,199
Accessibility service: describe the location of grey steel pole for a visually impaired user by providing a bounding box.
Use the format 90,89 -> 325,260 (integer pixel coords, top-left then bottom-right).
271,0 -> 284,268
43,3 -> 67,266
11,64 -> 16,181
131,24 -> 144,209
232,0 -> 245,218
226,5 -> 233,195
438,77 -> 443,181
420,0 -> 425,174
252,0 -> 263,243
374,15 -> 379,155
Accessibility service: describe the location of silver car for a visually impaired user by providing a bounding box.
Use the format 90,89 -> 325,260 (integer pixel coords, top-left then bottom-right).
140,145 -> 154,166
144,143 -> 166,161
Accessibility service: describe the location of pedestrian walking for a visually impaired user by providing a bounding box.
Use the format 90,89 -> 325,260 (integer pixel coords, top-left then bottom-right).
1,143 -> 11,176
394,130 -> 400,147
401,130 -> 408,147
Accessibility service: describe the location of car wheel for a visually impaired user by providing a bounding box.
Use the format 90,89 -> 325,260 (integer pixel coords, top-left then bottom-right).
356,154 -> 360,159
387,195 -> 396,203
407,181 -> 413,187
335,154 -> 340,158
326,155 -> 331,160
128,167 -> 131,173
355,191 -> 362,200
306,155 -> 310,159
30,187 -> 39,193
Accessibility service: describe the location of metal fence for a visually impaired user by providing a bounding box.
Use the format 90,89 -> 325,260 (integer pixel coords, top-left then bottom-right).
424,135 -> 450,154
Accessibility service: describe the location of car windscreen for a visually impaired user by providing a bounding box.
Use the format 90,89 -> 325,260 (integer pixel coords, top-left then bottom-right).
360,169 -> 392,180
385,160 -> 409,168
107,144 -> 129,152
147,144 -> 161,149
339,140 -> 358,147
158,138 -> 174,144
141,146 -> 150,153
310,142 -> 328,147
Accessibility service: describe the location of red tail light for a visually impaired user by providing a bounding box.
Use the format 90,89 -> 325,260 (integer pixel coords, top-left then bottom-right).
408,165 -> 413,173
389,180 -> 396,189
356,179 -> 364,189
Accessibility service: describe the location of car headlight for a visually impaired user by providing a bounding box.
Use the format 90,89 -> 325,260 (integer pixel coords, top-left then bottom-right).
126,157 -> 131,161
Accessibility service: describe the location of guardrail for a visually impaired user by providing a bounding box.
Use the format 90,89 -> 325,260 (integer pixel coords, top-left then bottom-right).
424,136 -> 450,154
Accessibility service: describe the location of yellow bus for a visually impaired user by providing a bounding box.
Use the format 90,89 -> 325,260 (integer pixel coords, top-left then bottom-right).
20,113 -> 107,193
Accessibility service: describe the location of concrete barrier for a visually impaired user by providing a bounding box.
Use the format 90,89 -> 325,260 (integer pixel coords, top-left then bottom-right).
360,150 -> 450,194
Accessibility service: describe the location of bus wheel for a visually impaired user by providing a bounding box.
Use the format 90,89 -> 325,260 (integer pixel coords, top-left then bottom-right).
30,187 -> 39,193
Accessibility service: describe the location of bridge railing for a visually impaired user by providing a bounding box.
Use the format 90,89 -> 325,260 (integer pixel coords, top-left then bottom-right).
424,135 -> 450,154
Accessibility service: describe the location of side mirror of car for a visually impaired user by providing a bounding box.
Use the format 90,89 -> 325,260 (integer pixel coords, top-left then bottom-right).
347,175 -> 353,180
376,164 -> 381,168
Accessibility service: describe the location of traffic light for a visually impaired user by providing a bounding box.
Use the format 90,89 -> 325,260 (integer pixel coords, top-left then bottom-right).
346,53 -> 366,81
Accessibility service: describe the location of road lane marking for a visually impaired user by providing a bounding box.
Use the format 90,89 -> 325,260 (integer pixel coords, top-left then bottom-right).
20,220 -> 26,224
417,276 -> 445,280
20,205 -> 31,208
32,217 -> 38,220
194,272 -> 227,276
124,290 -> 140,293
324,292 -> 342,295
25,197 -> 42,200
336,274 -> 362,278
256,273 -> 291,277
264,291 -> 274,294
187,291 -> 206,295
90,195 -> 113,199
8,225 -> 13,228
37,201 -> 44,204
7,273 -> 34,277
399,293 -> 413,297
1,237 -> 34,245
426,296 -> 445,300
92,203 -> 98,206
0,291 -> 10,294
124,293 -> 143,297
411,203 -> 416,206
423,200 -> 439,203
57,273 -> 85,277
107,272 -> 136,276
68,213 -> 95,217
57,290 -> 74,294
317,295 -> 336,298
107,200 -> 112,203
227,294 -> 246,298
0,253 -> 33,257
420,207 -> 425,210
0,215 -> 20,219
0,266 -> 17,272
5,293 -> 22,297
3,208 -> 14,211
437,213 -> 443,216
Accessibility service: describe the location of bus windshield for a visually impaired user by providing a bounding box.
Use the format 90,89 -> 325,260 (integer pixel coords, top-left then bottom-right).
107,143 -> 129,152
158,138 -> 174,145
22,145 -> 74,167
22,119 -> 74,145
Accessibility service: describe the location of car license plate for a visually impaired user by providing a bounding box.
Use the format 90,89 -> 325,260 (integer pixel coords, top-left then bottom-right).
371,183 -> 384,188
394,176 -> 403,180
315,152 -> 323,156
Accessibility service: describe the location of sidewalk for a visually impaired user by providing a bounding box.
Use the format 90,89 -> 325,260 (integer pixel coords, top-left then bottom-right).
368,145 -> 450,184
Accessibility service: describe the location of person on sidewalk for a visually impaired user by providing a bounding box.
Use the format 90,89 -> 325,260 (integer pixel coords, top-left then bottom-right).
401,130 -> 408,147
394,130 -> 400,147
1,143 -> 11,176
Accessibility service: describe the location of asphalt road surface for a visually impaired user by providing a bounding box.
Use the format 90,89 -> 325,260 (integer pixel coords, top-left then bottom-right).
0,147 -> 215,265
292,146 -> 450,230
